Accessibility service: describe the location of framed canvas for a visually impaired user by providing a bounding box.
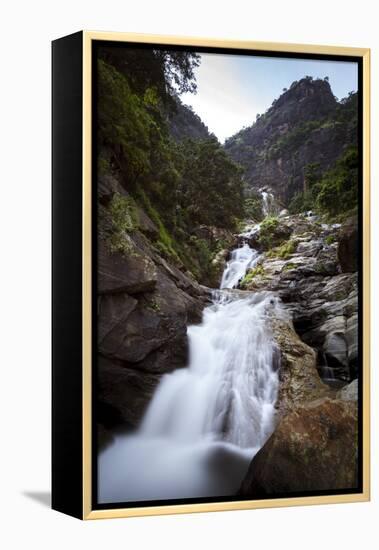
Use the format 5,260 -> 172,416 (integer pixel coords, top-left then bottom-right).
52,31 -> 370,520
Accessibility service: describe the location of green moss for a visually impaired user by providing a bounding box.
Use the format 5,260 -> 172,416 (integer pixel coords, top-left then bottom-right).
267,239 -> 298,260
325,234 -> 336,245
148,298 -> 161,312
240,264 -> 265,288
282,262 -> 297,272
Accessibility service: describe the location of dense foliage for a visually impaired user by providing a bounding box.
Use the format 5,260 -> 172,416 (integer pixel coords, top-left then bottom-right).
244,192 -> 264,221
289,147 -> 359,219
97,50 -> 244,283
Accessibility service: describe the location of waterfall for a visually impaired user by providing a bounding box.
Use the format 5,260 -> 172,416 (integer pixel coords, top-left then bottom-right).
260,189 -> 275,217
220,243 -> 260,289
99,241 -> 283,503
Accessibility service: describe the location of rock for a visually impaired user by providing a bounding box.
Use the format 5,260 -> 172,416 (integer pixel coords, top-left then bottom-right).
193,225 -> 235,249
242,216 -> 357,385
271,319 -> 331,417
279,209 -> 289,217
296,240 -> 323,257
98,238 -> 158,295
239,397 -> 358,496
96,211 -> 209,433
136,207 -> 159,238
97,355 -> 161,429
323,332 -> 348,369
98,293 -> 138,344
337,379 -> 359,401
210,248 -> 230,288
346,314 -> 358,377
338,218 -> 358,272
224,79 -> 357,205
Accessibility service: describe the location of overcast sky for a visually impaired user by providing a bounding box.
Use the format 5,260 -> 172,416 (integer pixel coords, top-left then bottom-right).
181,53 -> 358,143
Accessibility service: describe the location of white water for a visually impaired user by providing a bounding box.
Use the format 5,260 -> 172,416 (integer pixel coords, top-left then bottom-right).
261,189 -> 275,217
99,242 -> 283,503
220,243 -> 260,289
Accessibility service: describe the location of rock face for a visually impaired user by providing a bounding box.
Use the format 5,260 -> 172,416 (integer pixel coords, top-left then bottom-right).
338,218 -> 359,273
271,318 -> 331,417
224,78 -> 357,204
240,215 -> 358,383
97,174 -> 209,439
238,213 -> 359,497
240,397 -> 358,496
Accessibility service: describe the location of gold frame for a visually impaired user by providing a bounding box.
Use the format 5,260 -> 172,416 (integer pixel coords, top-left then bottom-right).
82,31 -> 371,520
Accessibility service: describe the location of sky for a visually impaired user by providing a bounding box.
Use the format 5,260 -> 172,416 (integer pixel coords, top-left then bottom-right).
181,53 -> 358,143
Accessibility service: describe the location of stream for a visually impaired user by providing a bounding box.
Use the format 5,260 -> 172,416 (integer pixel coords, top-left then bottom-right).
98,240 -> 283,503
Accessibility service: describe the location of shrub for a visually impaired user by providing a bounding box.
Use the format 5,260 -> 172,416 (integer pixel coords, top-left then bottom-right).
107,193 -> 139,255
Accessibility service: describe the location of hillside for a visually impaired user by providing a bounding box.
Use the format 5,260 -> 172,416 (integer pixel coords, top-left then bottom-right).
224,77 -> 358,210
168,98 -> 211,141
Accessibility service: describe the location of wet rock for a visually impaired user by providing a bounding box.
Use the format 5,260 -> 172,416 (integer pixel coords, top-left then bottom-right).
346,314 -> 358,377
241,216 -> 358,384
338,218 -> 358,273
337,379 -> 358,401
323,332 -> 348,369
239,397 -> 358,496
210,248 -> 230,288
97,355 -> 161,429
271,319 -> 331,417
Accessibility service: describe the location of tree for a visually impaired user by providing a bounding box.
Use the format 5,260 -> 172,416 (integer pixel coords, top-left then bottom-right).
98,45 -> 200,109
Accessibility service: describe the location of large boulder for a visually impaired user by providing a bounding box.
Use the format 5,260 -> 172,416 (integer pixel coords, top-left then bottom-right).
239,397 -> 358,496
271,318 -> 331,417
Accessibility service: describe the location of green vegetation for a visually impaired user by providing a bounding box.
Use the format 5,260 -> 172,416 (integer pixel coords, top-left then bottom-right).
107,193 -> 139,254
257,216 -> 292,250
282,262 -> 297,272
289,148 -> 359,220
316,148 -> 359,218
325,234 -> 336,245
148,299 -> 161,312
244,192 -> 264,221
268,120 -> 322,159
97,49 -> 244,284
239,264 -> 265,288
267,239 -> 298,260
258,216 -> 279,247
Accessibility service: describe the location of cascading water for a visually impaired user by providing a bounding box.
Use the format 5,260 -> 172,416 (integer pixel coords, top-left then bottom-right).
99,241 -> 284,503
261,189 -> 275,217
220,243 -> 260,289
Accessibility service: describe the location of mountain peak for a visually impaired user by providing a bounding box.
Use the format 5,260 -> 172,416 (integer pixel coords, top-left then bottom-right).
224,78 -> 357,205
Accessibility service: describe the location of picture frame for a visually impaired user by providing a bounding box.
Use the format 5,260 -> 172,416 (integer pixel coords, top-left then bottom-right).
52,31 -> 370,520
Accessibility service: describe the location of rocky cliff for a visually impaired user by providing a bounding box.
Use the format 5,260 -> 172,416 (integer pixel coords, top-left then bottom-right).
236,213 -> 359,495
224,78 -> 358,206
97,172 -> 210,445
240,214 -> 358,383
